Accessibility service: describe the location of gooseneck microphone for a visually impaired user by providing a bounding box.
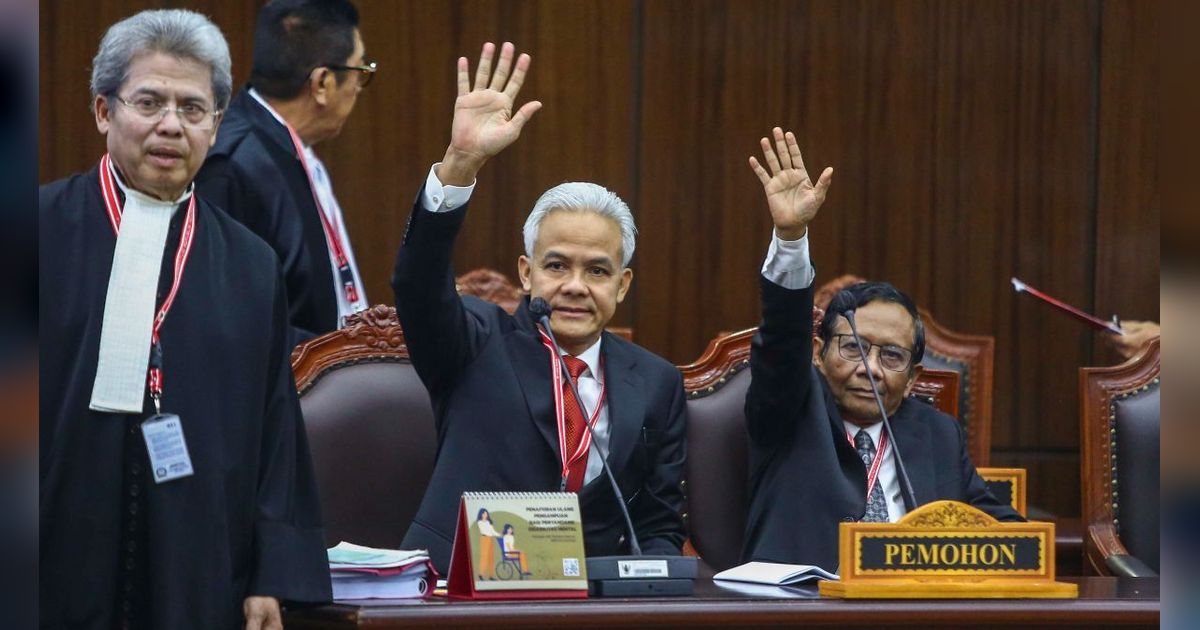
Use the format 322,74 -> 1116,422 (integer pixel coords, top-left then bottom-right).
528,297 -> 642,555
528,297 -> 696,596
842,308 -> 918,513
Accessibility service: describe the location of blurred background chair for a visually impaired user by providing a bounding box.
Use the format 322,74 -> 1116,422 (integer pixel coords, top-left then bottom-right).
1080,338 -> 1160,577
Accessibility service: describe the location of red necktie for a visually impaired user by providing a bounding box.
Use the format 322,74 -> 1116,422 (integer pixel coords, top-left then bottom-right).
561,356 -> 590,493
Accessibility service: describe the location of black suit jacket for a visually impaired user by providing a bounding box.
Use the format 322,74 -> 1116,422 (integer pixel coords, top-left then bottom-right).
196,87 -> 339,345
743,277 -> 1021,571
392,196 -> 687,573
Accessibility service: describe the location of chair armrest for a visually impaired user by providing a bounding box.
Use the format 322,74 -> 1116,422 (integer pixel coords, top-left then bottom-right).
1103,554 -> 1158,578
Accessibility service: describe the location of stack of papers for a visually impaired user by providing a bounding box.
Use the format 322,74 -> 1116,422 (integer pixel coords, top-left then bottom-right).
713,561 -> 839,586
328,542 -> 435,600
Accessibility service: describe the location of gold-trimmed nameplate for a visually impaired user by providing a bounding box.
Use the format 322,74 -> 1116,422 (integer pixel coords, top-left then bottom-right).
818,500 -> 1077,598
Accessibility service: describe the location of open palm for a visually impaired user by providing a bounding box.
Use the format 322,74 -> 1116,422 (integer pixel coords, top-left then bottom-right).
749,128 -> 833,240
449,42 -> 542,165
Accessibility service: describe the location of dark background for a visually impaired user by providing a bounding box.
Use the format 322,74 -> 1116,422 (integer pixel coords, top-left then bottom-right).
40,0 -> 1160,518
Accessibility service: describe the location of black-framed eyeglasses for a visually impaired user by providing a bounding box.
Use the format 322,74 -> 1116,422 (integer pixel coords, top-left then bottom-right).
324,60 -> 377,87
831,334 -> 914,372
112,94 -> 221,130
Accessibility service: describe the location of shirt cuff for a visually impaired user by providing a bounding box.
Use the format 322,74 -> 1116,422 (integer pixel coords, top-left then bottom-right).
420,163 -> 476,213
761,229 -> 815,290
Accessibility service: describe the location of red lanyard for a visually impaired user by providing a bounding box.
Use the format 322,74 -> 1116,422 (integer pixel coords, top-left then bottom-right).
283,125 -> 360,304
99,153 -> 197,413
538,330 -> 607,481
847,428 -> 889,503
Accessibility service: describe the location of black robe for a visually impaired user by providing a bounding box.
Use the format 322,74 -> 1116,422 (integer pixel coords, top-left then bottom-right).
39,163 -> 331,629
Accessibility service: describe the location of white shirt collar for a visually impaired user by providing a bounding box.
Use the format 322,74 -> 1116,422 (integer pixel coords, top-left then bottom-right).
844,419 -> 884,446
561,336 -> 603,381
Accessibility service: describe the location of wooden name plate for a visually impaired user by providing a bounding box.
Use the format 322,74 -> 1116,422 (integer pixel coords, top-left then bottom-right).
818,501 -> 1078,599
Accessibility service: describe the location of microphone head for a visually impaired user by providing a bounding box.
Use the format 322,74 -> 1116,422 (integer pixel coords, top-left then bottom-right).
529,297 -> 552,318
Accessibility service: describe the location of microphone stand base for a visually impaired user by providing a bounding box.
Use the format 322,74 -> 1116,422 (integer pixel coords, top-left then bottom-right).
585,555 -> 697,597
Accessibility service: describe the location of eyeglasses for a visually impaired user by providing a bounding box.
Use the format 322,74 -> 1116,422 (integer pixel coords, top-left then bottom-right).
831,334 -> 914,372
112,94 -> 221,130
325,60 -> 377,87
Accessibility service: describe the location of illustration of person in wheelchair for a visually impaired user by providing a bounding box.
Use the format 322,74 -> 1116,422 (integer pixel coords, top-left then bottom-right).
496,523 -> 532,580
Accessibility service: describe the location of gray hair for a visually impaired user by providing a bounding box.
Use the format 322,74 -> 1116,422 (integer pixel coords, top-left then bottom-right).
523,182 -> 638,267
91,9 -> 232,111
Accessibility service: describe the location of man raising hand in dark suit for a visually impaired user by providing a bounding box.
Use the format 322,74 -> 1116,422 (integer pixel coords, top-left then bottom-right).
393,42 -> 687,574
741,127 -> 1020,573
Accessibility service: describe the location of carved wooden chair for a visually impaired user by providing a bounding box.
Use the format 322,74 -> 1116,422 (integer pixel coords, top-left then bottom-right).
1080,338 -> 1160,577
676,327 -> 961,571
291,306 -> 436,549
918,308 -> 995,467
456,267 -> 634,341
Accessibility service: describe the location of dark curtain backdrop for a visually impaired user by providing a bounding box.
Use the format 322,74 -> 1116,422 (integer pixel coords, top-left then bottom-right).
41,0 -> 1159,517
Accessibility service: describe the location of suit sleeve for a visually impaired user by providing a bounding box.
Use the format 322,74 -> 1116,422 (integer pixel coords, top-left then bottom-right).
248,263 -> 332,603
630,368 -> 688,555
391,189 -> 485,401
955,421 -> 1025,522
745,276 -> 818,446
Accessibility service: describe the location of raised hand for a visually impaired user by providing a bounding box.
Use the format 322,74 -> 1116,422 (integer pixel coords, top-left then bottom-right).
439,42 -> 543,186
748,127 -> 833,241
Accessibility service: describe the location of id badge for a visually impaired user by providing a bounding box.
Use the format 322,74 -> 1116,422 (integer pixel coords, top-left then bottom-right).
141,413 -> 195,483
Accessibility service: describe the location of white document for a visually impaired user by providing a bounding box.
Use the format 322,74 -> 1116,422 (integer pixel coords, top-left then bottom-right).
327,541 -> 429,569
331,565 -> 430,600
713,561 -> 839,585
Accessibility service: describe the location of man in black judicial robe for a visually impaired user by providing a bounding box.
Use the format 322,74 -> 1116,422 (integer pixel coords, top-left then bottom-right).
197,0 -> 372,344
393,43 -> 686,573
740,128 -> 1021,572
40,10 -> 329,630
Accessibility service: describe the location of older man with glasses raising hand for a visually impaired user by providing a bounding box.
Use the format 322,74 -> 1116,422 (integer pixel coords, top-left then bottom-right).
197,0 -> 376,347
739,127 -> 1021,574
40,9 -> 329,630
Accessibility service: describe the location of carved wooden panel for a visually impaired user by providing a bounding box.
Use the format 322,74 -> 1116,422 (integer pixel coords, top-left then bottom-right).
291,304 -> 409,394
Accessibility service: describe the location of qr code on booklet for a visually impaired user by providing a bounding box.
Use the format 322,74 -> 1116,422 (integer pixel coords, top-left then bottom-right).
562,557 -> 581,577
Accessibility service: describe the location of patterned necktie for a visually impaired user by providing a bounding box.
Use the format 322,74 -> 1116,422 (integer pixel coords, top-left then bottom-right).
854,429 -> 890,522
561,356 -> 590,492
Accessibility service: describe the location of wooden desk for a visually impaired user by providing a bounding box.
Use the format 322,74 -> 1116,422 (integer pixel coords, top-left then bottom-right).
286,576 -> 1158,629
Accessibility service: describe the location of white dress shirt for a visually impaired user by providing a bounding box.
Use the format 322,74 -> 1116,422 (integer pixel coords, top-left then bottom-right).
420,165 -> 610,486
248,89 -> 367,324
762,229 -> 908,522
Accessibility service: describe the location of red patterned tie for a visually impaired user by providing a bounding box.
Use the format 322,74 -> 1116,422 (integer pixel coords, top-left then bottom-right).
561,356 -> 590,492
